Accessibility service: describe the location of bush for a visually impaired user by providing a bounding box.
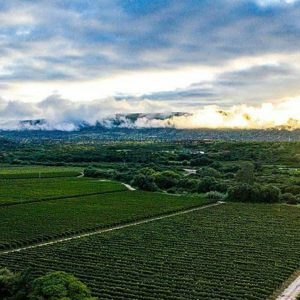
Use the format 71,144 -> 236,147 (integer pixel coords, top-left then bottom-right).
227,183 -> 261,202
260,185 -> 281,203
204,191 -> 226,201
83,167 -> 114,179
280,193 -> 298,204
29,271 -> 96,300
197,177 -> 217,193
197,167 -> 221,178
154,171 -> 180,190
177,178 -> 199,192
131,174 -> 158,191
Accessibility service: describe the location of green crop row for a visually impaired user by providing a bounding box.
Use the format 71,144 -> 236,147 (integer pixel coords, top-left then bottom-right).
0,177 -> 126,205
0,203 -> 298,299
0,191 -> 210,250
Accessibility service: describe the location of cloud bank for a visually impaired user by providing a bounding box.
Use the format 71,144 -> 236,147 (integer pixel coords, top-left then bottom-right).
1,0 -> 300,108
0,96 -> 299,131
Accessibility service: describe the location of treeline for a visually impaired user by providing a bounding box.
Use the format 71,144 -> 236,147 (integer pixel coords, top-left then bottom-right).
84,161 -> 300,204
0,140 -> 299,166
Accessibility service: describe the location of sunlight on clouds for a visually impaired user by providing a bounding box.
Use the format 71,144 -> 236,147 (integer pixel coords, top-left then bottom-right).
155,97 -> 300,129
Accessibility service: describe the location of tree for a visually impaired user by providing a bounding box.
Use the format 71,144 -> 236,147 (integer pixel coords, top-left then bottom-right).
0,268 -> 16,298
197,177 -> 217,193
154,171 -> 180,190
236,162 -> 255,185
280,193 -> 297,204
197,167 -> 221,178
0,268 -> 97,300
131,174 -> 158,191
29,271 -> 96,300
227,183 -> 260,202
260,185 -> 281,203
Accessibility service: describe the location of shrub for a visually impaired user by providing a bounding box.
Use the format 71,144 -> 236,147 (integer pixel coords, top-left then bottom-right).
204,191 -> 226,201
260,185 -> 281,203
197,167 -> 221,178
197,177 -> 217,193
227,183 -> 261,202
154,171 -> 180,190
131,174 -> 158,191
280,193 -> 298,205
177,178 -> 199,192
29,271 -> 96,300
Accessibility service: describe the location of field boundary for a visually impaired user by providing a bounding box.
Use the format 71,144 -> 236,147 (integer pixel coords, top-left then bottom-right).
0,201 -> 224,255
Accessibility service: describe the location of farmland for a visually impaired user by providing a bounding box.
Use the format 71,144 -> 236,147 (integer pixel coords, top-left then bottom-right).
0,140 -> 299,299
0,191 -> 211,250
0,165 -> 82,179
0,203 -> 299,299
0,177 -> 126,204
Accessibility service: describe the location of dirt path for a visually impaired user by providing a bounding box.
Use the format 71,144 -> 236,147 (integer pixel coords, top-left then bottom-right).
121,183 -> 136,191
0,201 -> 224,255
276,275 -> 300,300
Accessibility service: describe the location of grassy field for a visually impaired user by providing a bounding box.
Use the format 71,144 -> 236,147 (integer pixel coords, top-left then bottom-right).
0,166 -> 82,179
0,191 -> 210,250
0,177 -> 126,204
0,203 -> 298,299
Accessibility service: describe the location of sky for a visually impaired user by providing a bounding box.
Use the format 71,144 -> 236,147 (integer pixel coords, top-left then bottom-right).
0,0 -> 300,130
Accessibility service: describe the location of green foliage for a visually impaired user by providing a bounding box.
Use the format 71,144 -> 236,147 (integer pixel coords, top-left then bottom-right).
177,178 -> 198,192
0,178 -> 125,205
154,171 -> 180,190
83,167 -> 115,179
0,191 -> 210,251
197,176 -> 217,193
29,271 -> 95,300
131,174 -> 158,191
227,183 -> 261,202
190,156 -> 212,167
0,268 -> 96,300
197,167 -> 221,178
1,204 -> 299,299
236,162 -> 255,185
204,191 -> 226,201
260,185 -> 281,203
280,193 -> 298,204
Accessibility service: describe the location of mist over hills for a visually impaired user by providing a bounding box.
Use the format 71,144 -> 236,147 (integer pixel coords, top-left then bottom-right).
0,114 -> 298,142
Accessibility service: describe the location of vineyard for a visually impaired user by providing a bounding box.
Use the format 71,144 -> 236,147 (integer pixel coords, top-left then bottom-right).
0,203 -> 299,299
0,177 -> 126,204
0,166 -> 82,179
0,191 -> 210,250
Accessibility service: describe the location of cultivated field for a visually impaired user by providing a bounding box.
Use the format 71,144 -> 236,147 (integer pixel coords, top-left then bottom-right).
0,165 -> 82,179
0,177 -> 126,204
0,191 -> 210,250
0,203 -> 299,299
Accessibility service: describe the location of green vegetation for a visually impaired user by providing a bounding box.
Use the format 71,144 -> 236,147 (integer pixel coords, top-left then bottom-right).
0,203 -> 299,299
0,166 -> 82,179
0,268 -> 96,299
0,177 -> 126,205
0,191 -> 210,250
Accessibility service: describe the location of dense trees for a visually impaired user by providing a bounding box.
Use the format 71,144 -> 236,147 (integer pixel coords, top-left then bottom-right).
0,268 -> 96,299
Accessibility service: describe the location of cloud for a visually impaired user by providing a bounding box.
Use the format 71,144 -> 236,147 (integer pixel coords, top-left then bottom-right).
0,95 -> 299,131
0,0 -> 300,113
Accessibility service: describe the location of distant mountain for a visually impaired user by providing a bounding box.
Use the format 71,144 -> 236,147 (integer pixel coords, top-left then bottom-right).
12,113 -> 189,131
